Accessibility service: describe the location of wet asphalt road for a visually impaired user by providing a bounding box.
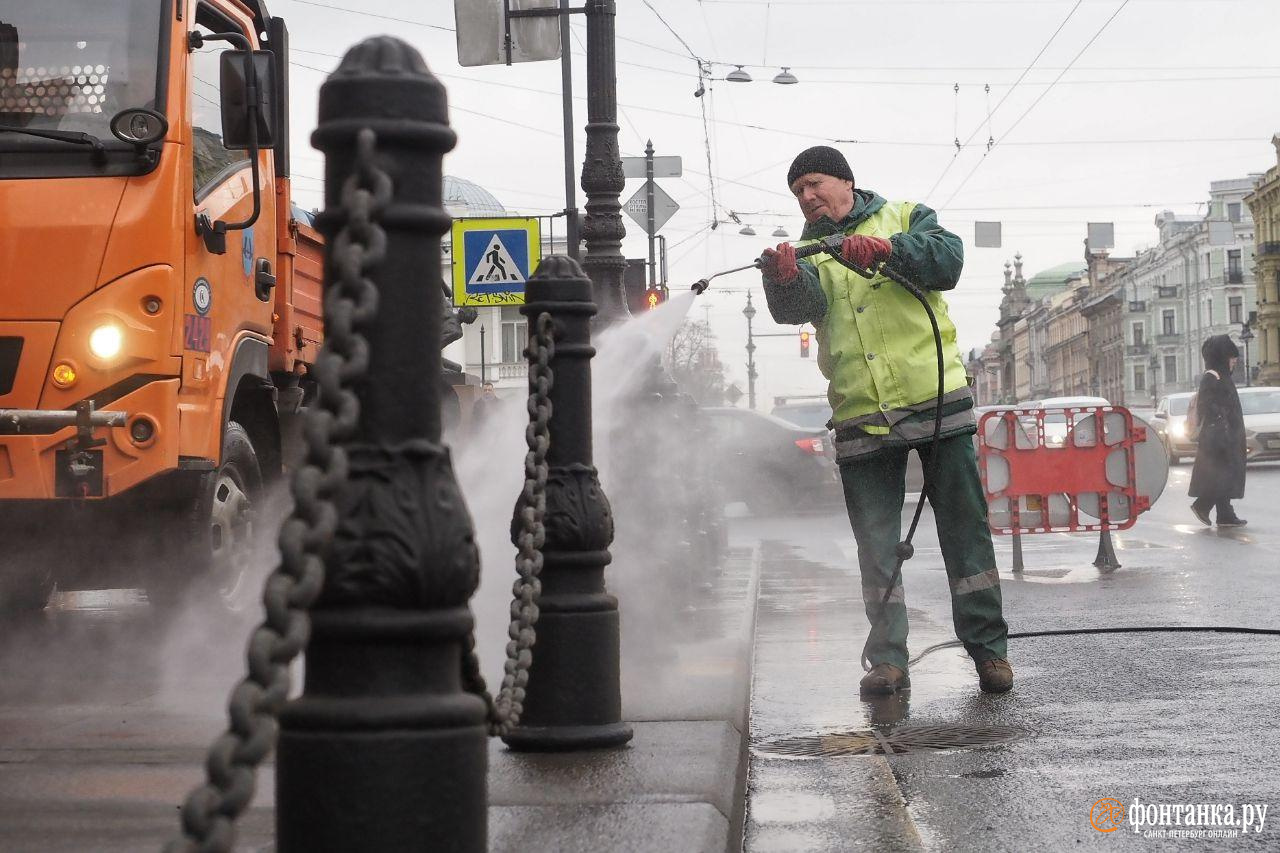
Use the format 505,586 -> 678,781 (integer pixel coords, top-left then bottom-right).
742,461 -> 1280,851
2,462 -> 1278,852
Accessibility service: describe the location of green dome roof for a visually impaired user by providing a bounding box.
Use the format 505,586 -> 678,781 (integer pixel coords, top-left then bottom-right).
1025,262 -> 1086,299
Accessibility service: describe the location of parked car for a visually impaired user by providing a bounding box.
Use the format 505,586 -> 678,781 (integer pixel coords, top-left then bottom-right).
699,407 -> 841,514
770,400 -> 833,430
1151,392 -> 1196,463
1240,386 -> 1280,462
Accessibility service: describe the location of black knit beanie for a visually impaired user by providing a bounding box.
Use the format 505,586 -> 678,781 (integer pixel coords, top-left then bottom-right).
786,145 -> 854,188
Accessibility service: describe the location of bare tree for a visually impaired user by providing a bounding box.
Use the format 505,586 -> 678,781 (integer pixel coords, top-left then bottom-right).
665,320 -> 728,405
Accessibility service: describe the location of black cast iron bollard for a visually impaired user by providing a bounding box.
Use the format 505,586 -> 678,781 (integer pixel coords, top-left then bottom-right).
275,38 -> 488,852
502,256 -> 634,751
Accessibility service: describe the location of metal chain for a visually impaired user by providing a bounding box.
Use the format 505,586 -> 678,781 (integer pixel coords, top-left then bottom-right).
164,128 -> 390,853
460,312 -> 554,737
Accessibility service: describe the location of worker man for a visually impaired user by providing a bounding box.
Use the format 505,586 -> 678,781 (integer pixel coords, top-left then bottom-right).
759,145 -> 1012,695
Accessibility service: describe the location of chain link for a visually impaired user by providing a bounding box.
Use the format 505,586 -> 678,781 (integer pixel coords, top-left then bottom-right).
164,128 -> 389,853
460,312 -> 554,737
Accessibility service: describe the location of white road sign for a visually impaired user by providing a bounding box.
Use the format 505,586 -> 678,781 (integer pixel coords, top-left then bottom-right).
623,181 -> 680,235
621,155 -> 683,179
454,0 -> 561,67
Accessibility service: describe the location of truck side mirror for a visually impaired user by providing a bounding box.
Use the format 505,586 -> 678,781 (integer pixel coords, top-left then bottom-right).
219,50 -> 276,149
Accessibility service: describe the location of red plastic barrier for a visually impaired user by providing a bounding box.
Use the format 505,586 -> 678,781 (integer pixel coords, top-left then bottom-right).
977,406 -> 1151,535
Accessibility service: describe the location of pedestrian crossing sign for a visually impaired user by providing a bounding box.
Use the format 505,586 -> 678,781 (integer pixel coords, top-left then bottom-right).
451,217 -> 541,306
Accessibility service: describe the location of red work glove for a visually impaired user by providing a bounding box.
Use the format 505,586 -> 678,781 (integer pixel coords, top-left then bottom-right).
840,234 -> 893,270
760,242 -> 799,283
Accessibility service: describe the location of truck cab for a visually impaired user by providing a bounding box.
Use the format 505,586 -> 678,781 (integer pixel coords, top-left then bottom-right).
0,0 -> 319,610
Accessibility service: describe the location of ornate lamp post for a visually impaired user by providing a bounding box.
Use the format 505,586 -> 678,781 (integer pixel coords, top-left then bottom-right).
580,0 -> 628,325
743,292 -> 758,410
1149,352 -> 1160,405
1240,321 -> 1255,386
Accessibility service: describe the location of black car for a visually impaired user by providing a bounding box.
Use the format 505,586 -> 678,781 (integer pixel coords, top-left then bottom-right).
699,407 -> 841,515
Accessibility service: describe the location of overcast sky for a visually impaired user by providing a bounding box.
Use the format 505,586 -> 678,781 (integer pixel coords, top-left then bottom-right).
272,0 -> 1280,406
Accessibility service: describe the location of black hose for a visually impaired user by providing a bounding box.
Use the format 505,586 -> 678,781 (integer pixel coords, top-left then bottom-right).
819,248 -> 945,673
909,625 -> 1280,668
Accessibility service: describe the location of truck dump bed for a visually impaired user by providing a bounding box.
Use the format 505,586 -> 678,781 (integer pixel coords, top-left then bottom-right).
273,209 -> 325,372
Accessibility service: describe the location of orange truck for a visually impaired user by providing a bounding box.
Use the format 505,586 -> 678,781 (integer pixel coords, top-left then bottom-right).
0,0 -> 330,611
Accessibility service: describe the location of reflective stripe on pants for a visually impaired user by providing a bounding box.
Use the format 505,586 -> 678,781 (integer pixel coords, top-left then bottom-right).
839,433 -> 1009,670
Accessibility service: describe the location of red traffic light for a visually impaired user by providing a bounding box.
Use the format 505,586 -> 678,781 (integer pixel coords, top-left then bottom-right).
799,329 -> 811,358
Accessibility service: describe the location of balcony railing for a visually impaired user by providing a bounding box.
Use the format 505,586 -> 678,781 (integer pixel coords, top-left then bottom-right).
1127,300 -> 1147,313
1155,333 -> 1181,345
1156,286 -> 1179,299
1258,241 -> 1280,256
497,362 -> 529,379
1126,343 -> 1149,356
1225,270 -> 1245,285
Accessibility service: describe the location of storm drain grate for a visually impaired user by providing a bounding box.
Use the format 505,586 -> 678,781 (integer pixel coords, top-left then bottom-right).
753,724 -> 1027,758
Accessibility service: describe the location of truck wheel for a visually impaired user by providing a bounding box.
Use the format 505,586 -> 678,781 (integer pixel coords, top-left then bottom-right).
150,421 -> 263,611
206,421 -> 263,608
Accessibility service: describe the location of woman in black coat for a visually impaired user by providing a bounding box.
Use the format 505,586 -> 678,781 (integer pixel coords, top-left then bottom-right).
1188,334 -> 1247,527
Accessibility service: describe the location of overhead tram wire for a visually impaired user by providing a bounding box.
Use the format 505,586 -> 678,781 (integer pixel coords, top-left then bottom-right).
922,0 -> 1084,204
638,0 -> 727,227
938,0 -> 1135,212
286,53 -> 1272,151
288,0 -> 455,32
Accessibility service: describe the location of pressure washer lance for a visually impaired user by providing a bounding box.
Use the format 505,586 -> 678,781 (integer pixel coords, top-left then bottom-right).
690,234 -> 848,294
691,234 -> 947,673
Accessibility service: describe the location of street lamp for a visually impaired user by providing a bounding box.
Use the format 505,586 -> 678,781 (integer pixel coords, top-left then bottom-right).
771,226 -> 789,238
739,224 -> 757,236
726,65 -> 752,82
1240,322 -> 1255,386
743,292 -> 758,410
772,67 -> 799,85
1149,353 -> 1160,405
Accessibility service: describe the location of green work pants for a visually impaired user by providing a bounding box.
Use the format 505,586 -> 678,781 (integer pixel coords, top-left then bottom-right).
838,433 -> 1008,671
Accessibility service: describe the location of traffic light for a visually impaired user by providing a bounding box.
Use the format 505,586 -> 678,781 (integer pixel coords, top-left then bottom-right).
644,286 -> 668,311
799,329 -> 811,358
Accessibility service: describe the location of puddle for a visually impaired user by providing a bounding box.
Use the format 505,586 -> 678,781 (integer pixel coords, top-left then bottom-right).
750,791 -> 838,822
1008,564 -> 1113,585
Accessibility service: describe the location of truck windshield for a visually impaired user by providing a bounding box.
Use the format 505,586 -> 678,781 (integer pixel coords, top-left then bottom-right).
0,1 -> 162,146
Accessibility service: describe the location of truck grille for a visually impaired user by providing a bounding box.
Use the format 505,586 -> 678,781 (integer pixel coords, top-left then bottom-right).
0,337 -> 22,396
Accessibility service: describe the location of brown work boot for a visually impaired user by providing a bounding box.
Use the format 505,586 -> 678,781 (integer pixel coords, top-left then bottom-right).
859,663 -> 910,695
976,658 -> 1014,694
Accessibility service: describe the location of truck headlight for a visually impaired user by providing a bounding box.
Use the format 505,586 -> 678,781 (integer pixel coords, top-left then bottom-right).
1170,421 -> 1185,438
88,324 -> 124,360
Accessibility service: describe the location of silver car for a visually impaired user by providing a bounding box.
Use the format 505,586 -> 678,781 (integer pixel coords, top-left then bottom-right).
1241,387 -> 1280,462
1151,392 -> 1196,464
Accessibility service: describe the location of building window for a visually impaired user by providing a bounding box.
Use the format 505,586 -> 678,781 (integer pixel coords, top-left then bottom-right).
1162,310 -> 1176,336
501,321 -> 528,363
1227,249 -> 1243,284
1134,365 -> 1145,392
1164,355 -> 1177,384
1229,296 -> 1243,324
1132,323 -> 1144,345
1206,296 -> 1214,326
1228,202 -> 1242,223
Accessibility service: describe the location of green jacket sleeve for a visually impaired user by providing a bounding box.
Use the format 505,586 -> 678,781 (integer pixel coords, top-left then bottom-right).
888,203 -> 963,291
762,258 -> 828,325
